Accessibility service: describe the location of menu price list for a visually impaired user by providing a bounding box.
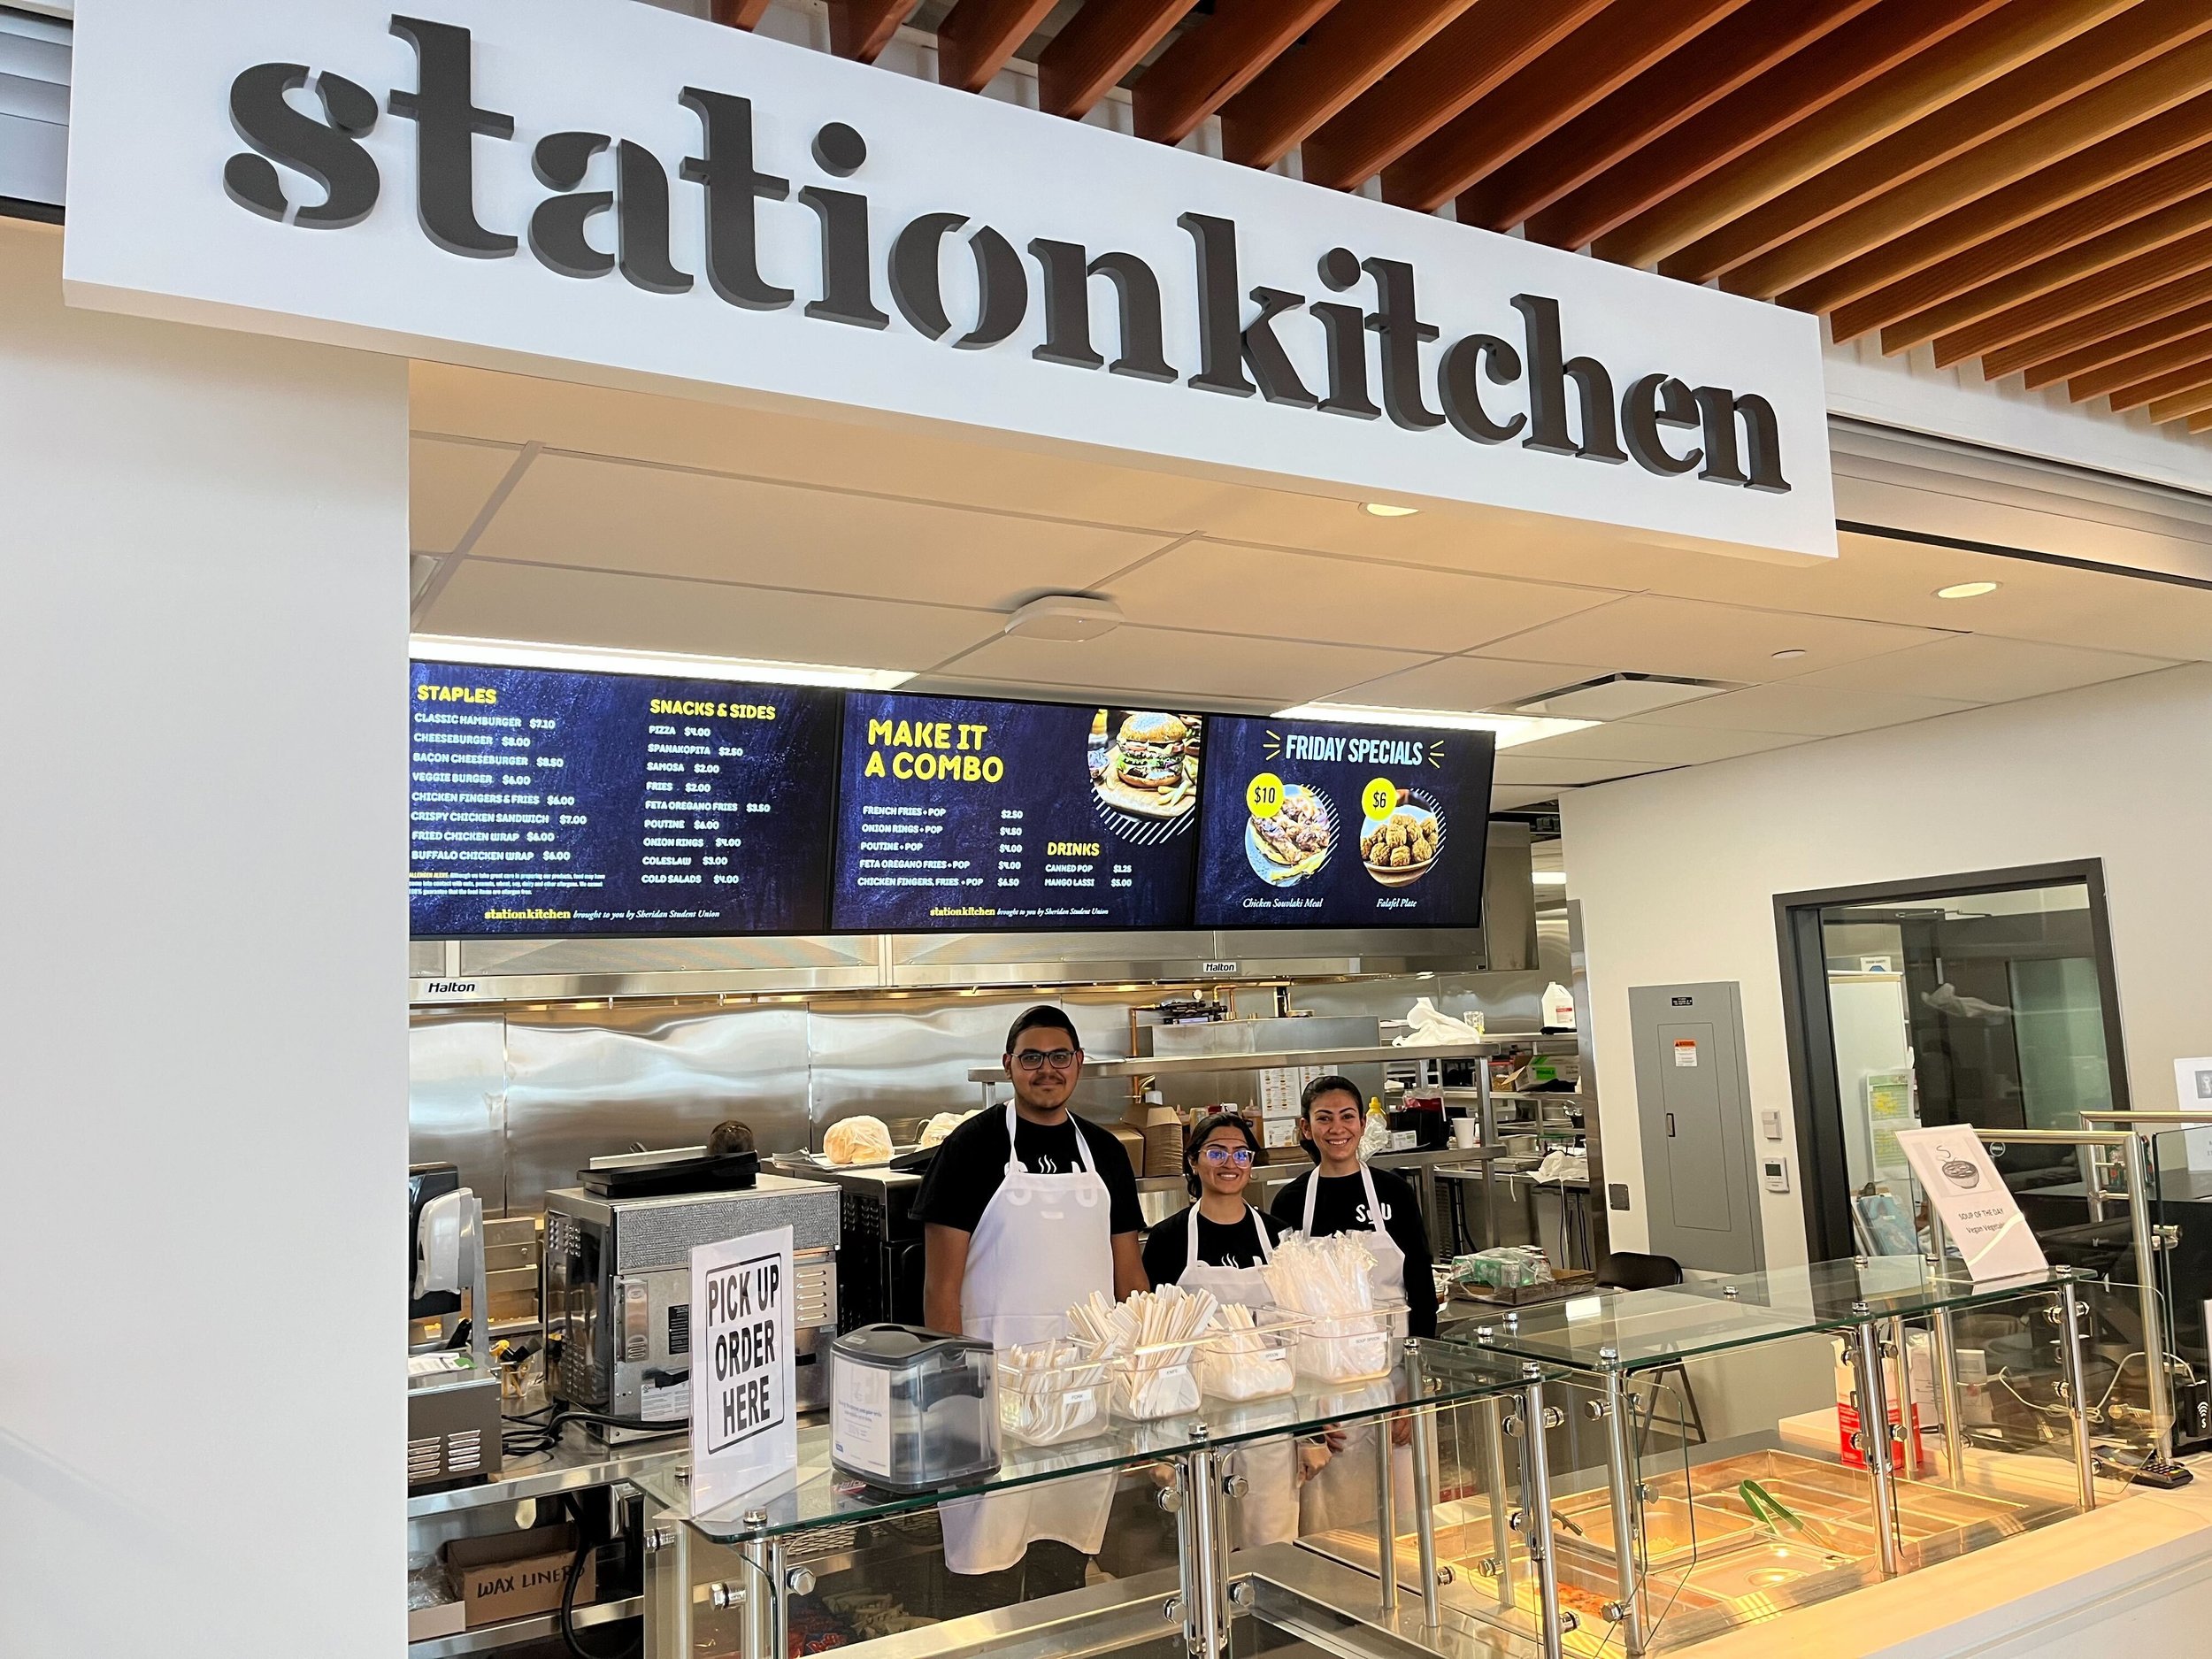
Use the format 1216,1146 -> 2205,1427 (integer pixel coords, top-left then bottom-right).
1192,714 -> 1496,928
830,693 -> 1203,931
407,661 -> 839,937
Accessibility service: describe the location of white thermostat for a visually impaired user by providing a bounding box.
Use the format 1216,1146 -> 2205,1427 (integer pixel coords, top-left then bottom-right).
1762,1158 -> 1791,1194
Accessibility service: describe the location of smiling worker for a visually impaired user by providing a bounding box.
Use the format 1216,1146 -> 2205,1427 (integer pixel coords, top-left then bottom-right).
1270,1073 -> 1438,1533
914,1004 -> 1148,1594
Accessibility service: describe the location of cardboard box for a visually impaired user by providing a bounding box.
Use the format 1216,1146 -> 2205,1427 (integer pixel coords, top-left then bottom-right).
445,1525 -> 595,1629
406,1599 -> 467,1641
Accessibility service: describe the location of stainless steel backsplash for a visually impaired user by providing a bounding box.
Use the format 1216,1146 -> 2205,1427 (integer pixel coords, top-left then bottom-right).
411,970 -> 1565,1215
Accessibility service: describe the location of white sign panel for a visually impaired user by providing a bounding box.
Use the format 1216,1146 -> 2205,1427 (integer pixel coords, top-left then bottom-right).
63,0 -> 1834,561
688,1225 -> 795,1514
1894,1126 -> 2048,1282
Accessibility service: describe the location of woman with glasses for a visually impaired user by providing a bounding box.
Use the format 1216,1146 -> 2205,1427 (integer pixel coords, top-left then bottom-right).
1140,1110 -> 1302,1548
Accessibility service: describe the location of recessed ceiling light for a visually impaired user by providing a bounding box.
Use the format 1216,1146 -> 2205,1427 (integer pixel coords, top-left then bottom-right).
1531,872 -> 1570,885
1771,649 -> 1808,661
1361,502 -> 1419,518
1272,702 -> 1594,748
410,634 -> 915,690
1935,580 -> 2000,599
1512,673 -> 1734,720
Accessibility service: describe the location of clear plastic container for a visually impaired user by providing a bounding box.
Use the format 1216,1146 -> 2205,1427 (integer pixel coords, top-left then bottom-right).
996,1341 -> 1113,1446
1196,1317 -> 1302,1402
1292,1307 -> 1402,1385
1113,1350 -> 1202,1420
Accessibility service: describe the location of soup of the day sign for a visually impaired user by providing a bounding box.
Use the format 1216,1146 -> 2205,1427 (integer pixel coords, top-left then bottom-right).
689,1225 -> 796,1511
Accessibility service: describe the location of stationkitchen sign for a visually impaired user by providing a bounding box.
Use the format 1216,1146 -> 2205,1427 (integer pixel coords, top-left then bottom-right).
64,0 -> 1835,560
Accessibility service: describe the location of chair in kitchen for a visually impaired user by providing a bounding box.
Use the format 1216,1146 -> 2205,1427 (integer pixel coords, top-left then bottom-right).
1595,1251 -> 1708,1447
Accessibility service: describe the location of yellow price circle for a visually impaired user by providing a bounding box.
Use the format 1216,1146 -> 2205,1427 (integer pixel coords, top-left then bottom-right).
1362,777 -> 1399,820
1246,772 -> 1285,818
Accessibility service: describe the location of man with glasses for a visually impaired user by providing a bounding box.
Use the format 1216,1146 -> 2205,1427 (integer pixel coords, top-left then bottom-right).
914,1004 -> 1147,1596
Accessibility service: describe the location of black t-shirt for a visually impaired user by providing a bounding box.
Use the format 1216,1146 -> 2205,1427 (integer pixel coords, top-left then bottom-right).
910,1109 -> 1145,1237
1269,1165 -> 1438,1338
1141,1204 -> 1288,1286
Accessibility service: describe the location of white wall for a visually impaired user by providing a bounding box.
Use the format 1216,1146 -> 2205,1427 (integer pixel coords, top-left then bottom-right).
1563,661 -> 2212,1263
0,221 -> 407,1656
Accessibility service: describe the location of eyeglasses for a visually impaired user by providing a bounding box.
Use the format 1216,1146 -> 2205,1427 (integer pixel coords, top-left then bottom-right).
1199,1147 -> 1256,1166
1011,1048 -> 1079,1071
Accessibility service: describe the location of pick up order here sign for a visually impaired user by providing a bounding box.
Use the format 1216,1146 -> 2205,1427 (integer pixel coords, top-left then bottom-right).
689,1225 -> 796,1512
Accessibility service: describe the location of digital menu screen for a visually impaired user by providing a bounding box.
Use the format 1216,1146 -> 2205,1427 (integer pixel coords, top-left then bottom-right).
831,693 -> 1204,930
1193,715 -> 1496,928
409,661 -> 841,937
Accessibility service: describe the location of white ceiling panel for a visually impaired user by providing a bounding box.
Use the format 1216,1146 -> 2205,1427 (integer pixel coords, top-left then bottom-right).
937,625 -> 1429,707
419,560 -> 1002,670
411,436 -> 520,555
1494,756 -> 1670,787
1475,594 -> 1947,683
1325,654 -> 1603,710
1790,634 -> 2182,703
1510,724 -> 1810,764
467,452 -> 1173,611
1102,540 -> 1620,653
1626,680 -> 1983,735
1491,784 -> 1575,810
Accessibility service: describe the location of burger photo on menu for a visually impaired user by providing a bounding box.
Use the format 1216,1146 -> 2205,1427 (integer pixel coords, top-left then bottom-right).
1247,782 -> 1333,884
1092,710 -> 1201,818
1360,788 -> 1446,887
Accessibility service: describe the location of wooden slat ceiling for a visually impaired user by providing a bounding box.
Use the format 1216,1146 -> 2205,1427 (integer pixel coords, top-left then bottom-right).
736,0 -> 2212,435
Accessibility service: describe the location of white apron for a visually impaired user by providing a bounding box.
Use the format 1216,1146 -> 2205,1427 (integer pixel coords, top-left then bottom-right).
1298,1164 -> 1420,1538
940,1104 -> 1118,1576
1173,1205 -> 1298,1549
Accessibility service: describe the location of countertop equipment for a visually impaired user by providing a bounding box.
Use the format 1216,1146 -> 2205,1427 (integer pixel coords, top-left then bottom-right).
546,1170 -> 841,1438
828,1323 -> 1000,1493
408,1162 -> 502,1492
764,1154 -> 926,1332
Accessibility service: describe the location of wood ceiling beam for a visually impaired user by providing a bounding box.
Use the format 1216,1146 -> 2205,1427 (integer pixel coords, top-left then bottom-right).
1377,0 -> 1754,217
1131,0 -> 1342,147
1038,0 -> 1202,120
1793,85 -> 2212,322
1545,0 -> 2001,258
710,0 -> 773,26
937,0 -> 1060,92
1851,143 -> 2212,349
1908,198 -> 2212,363
1483,0 -> 1878,239
1994,271 -> 2212,380
2105,357 -> 2212,411
1296,0 -> 1613,192
1700,1 -> 2212,294
1602,0 -> 2110,273
2189,406 -> 2212,431
2064,316 -> 2212,399
1932,222 -> 2212,367
826,0 -> 919,62
1217,0 -> 1478,170
2146,380 -> 2212,421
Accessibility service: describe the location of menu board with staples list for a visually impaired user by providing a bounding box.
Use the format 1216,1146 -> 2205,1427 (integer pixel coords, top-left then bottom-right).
1193,714 -> 1496,927
409,660 -> 839,937
831,693 -> 1204,931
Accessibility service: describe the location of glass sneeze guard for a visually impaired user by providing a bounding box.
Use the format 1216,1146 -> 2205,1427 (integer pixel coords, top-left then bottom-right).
1455,1256 -> 2077,1374
634,1338 -> 1544,1540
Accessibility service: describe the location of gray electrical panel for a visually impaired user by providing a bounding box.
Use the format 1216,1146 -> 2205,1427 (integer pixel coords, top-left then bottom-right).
1629,981 -> 1764,1275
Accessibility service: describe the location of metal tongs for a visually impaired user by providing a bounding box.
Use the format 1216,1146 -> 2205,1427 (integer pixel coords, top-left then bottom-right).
1737,1479 -> 1847,1555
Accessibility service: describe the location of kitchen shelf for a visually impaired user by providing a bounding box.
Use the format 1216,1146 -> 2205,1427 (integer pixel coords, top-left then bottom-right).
964,1035 -> 1571,1083
411,1595 -> 641,1655
408,1438 -> 685,1520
